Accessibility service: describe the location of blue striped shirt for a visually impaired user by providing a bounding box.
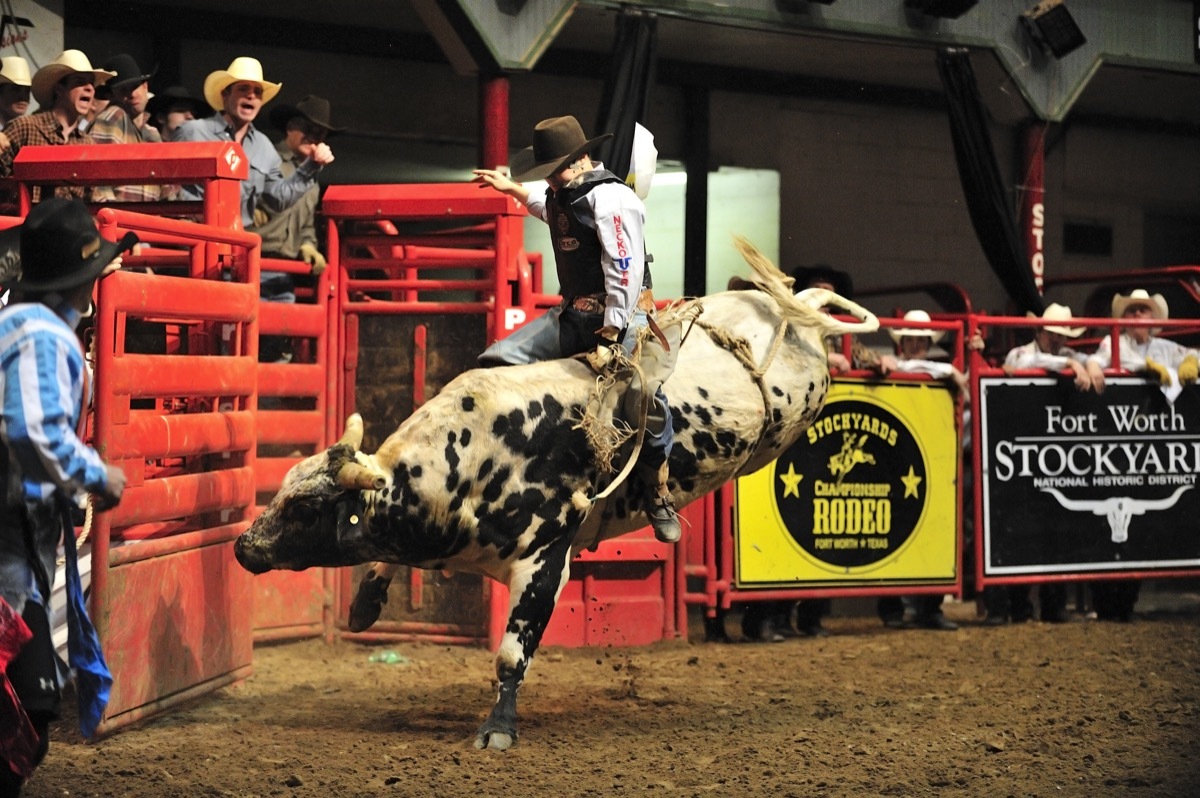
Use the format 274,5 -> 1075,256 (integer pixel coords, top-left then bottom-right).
0,303 -> 109,502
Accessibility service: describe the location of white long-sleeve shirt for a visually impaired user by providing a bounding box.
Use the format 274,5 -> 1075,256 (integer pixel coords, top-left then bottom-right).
525,168 -> 647,331
1085,333 -> 1197,372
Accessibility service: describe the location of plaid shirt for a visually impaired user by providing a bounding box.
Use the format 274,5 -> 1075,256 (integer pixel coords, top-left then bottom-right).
89,105 -> 165,203
0,111 -> 93,202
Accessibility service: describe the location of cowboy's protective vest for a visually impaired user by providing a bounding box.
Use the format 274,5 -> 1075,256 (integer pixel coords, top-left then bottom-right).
546,169 -> 652,300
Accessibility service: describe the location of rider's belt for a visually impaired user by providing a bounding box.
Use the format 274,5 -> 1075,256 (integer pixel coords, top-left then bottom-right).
566,289 -> 655,314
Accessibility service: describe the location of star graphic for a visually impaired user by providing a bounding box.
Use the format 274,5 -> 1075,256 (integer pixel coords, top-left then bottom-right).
779,462 -> 804,498
900,466 -> 923,499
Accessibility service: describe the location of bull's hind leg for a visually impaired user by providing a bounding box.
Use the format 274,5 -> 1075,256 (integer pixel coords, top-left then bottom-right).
348,562 -> 399,632
475,534 -> 574,751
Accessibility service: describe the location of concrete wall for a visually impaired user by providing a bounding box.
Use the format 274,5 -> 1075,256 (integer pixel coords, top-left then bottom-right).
63,28 -> 1200,319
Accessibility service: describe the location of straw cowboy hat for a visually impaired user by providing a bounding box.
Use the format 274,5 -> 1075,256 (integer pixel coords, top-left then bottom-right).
1028,302 -> 1085,338
10,198 -> 138,293
268,94 -> 345,135
509,115 -> 612,182
0,56 -> 32,87
1111,288 -> 1168,320
30,50 -> 116,108
203,56 -> 281,111
888,309 -> 945,343
101,53 -> 155,92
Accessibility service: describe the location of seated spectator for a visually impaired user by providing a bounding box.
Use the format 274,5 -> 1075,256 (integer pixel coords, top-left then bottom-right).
1085,289 -> 1199,393
0,50 -> 116,202
146,85 -> 206,141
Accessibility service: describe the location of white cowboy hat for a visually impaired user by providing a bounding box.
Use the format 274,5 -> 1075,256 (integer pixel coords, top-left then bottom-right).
0,56 -> 32,87
30,50 -> 115,108
203,56 -> 281,111
888,309 -> 944,343
1027,302 -> 1084,338
1111,289 -> 1168,320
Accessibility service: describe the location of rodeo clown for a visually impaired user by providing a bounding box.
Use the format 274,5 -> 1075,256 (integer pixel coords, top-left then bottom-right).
472,115 -> 680,544
1,199 -> 133,795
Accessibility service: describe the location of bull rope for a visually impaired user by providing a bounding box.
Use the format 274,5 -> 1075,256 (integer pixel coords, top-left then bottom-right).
695,316 -> 789,455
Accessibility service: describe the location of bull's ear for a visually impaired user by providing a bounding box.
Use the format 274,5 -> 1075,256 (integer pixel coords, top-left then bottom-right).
338,413 -> 365,451
337,461 -> 388,491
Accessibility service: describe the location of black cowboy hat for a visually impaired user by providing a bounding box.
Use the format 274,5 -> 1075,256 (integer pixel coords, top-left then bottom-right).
101,53 -> 156,91
13,199 -> 138,293
509,116 -> 612,183
268,94 -> 345,136
145,85 -> 207,120
790,263 -> 854,299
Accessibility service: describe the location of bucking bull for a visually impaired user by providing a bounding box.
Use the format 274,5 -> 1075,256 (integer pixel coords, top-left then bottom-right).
234,239 -> 877,749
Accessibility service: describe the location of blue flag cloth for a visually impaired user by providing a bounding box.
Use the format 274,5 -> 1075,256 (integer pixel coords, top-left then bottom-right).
60,509 -> 111,739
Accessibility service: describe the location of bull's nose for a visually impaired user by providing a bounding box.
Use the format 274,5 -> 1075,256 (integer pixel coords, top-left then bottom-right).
233,535 -> 271,574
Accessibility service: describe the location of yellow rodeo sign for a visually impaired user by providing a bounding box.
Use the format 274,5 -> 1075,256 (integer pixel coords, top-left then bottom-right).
735,380 -> 960,587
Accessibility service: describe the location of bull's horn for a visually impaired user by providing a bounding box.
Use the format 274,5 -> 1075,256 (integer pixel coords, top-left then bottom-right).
338,413 -> 365,451
337,461 -> 388,491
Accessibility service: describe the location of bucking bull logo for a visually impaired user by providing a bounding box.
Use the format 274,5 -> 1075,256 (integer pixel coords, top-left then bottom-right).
774,399 -> 928,569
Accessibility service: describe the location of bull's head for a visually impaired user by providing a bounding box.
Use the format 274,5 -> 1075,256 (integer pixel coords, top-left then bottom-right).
235,414 -> 391,574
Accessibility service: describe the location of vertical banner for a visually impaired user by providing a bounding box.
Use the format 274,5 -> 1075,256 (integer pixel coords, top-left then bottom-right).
979,377 -> 1200,577
1019,124 -> 1046,295
736,381 -> 960,589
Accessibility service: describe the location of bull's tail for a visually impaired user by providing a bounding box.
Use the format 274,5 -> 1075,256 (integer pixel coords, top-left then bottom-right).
731,236 -> 879,337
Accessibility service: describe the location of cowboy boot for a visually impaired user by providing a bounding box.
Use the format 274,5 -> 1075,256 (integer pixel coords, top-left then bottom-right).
643,459 -> 681,544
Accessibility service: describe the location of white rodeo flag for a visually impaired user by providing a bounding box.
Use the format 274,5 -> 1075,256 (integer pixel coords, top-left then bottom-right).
1040,485 -> 1194,543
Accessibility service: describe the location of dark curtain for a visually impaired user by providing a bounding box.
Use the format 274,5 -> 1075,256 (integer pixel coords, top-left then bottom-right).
594,8 -> 657,183
936,48 -> 1044,315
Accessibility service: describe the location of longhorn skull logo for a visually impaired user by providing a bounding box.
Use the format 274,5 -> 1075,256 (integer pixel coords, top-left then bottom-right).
1039,485 -> 1193,543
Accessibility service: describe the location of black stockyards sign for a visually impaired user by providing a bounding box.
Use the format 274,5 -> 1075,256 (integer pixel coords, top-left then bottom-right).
979,377 -> 1200,577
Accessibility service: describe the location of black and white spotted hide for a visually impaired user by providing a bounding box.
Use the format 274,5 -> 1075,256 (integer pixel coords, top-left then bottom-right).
235,241 -> 878,751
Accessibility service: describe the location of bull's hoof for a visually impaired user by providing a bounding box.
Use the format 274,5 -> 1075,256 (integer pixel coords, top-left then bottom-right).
348,573 -> 391,632
473,726 -> 516,751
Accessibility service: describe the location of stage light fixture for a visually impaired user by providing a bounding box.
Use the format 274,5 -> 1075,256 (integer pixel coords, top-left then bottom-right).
904,0 -> 979,19
1019,0 -> 1087,59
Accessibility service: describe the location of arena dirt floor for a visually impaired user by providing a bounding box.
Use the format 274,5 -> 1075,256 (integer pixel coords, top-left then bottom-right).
22,585 -> 1200,798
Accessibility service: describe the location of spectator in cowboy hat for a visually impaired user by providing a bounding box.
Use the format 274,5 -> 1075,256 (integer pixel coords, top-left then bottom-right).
1082,288 -> 1200,624
0,50 -> 115,202
146,85 -> 207,141
0,56 -> 32,134
1084,288 -> 1199,394
0,198 -> 135,795
1002,303 -> 1097,393
90,54 -> 165,203
176,56 -> 334,229
251,94 -> 344,361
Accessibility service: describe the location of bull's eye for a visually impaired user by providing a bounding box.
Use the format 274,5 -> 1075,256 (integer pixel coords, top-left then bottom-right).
284,498 -> 322,526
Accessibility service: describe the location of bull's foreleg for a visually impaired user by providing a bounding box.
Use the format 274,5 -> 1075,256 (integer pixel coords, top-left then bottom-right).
475,533 -> 574,751
348,562 -> 400,632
